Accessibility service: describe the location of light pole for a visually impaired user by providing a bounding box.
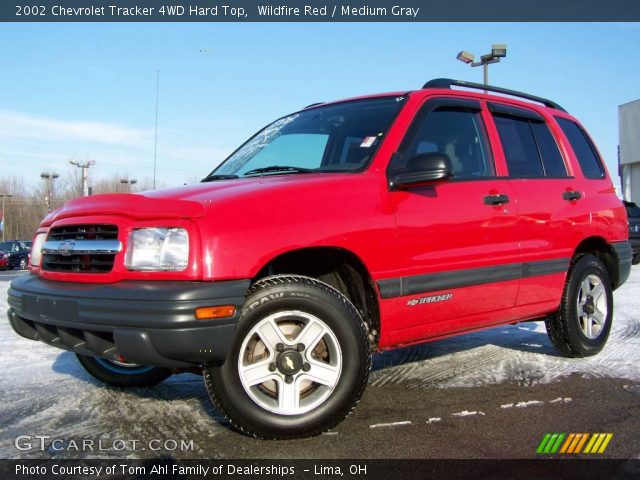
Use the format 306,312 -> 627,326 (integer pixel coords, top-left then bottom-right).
40,172 -> 60,213
153,68 -> 160,189
456,44 -> 507,85
120,178 -> 138,193
0,193 -> 12,241
69,159 -> 96,196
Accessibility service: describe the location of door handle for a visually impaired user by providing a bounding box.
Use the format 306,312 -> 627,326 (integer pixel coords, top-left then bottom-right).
562,191 -> 582,201
483,194 -> 510,206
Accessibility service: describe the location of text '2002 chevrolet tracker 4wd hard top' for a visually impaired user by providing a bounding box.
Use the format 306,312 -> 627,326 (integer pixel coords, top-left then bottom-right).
7,79 -> 632,439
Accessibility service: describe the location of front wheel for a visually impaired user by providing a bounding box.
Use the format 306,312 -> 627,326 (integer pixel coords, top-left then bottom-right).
76,354 -> 172,387
546,254 -> 613,357
18,257 -> 27,270
204,275 -> 371,439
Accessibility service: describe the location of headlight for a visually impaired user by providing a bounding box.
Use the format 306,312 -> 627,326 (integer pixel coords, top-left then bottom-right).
125,228 -> 189,271
30,232 -> 47,267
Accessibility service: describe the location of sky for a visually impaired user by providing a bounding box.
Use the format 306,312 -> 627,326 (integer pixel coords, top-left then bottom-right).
1,22 -> 639,191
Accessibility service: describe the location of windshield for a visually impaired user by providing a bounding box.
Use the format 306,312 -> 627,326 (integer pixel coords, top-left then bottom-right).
208,96 -> 406,178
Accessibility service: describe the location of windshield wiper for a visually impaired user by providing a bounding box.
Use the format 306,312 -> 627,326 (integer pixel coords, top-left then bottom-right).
243,166 -> 314,176
201,174 -> 239,182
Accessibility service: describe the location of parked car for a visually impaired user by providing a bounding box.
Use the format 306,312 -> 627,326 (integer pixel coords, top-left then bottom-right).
623,201 -> 640,264
0,241 -> 32,270
7,78 -> 632,439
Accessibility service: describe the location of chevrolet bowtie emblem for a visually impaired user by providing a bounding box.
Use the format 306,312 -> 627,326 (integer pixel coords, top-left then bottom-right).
57,240 -> 76,256
285,357 -> 295,370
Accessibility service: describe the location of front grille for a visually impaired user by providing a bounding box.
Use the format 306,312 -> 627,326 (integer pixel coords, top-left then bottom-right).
48,224 -> 118,241
42,224 -> 119,273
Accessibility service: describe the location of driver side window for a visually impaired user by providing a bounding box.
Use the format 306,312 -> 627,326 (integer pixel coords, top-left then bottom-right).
390,106 -> 495,179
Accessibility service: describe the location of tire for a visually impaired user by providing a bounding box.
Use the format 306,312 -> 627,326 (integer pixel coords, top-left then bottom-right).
545,254 -> 613,358
633,253 -> 640,266
18,257 -> 27,270
76,354 -> 172,387
204,275 -> 371,439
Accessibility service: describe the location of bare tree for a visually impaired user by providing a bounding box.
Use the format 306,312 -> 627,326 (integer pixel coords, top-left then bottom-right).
1,172 -> 159,240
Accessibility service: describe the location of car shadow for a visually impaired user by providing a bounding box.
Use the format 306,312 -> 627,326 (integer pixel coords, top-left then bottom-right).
51,319 -> 559,393
372,320 -> 563,372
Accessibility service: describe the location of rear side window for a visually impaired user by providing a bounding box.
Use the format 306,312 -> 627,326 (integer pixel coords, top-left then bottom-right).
530,122 -> 567,177
494,115 -> 543,176
556,118 -> 605,179
494,114 -> 567,177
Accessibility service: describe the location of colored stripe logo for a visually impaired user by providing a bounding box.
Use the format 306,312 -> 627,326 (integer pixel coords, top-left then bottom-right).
537,433 -> 613,454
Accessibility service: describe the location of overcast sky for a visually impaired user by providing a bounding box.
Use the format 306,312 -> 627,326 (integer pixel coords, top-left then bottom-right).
1,22 -> 638,190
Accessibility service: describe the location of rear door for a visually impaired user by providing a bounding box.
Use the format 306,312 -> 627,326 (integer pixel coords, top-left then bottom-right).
487,103 -> 582,307
383,97 -> 521,339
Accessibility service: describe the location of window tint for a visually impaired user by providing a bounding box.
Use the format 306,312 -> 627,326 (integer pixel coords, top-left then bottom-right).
556,118 -> 605,179
494,115 -> 544,177
392,108 -> 495,179
530,122 -> 567,177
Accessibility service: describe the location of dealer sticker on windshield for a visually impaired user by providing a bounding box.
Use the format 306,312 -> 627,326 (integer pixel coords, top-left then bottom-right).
360,136 -> 377,148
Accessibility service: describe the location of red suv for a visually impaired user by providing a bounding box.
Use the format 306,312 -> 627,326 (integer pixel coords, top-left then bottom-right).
8,79 -> 632,439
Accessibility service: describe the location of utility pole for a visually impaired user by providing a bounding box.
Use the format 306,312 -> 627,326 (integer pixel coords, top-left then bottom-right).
0,193 -> 13,242
69,159 -> 96,196
119,177 -> 138,193
153,68 -> 160,189
40,172 -> 60,213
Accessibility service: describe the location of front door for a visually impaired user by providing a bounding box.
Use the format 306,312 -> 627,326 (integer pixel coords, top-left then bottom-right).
382,98 -> 521,340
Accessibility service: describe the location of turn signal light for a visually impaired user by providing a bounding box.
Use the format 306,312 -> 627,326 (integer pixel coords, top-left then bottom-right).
195,306 -> 236,320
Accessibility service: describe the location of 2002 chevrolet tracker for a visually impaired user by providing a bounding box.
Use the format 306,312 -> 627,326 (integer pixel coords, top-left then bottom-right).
7,79 -> 632,439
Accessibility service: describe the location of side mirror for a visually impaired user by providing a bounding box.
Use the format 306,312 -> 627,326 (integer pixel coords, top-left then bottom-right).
389,152 -> 453,190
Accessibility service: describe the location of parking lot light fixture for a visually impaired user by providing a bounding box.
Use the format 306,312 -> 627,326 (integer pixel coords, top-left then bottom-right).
456,44 -> 508,85
120,178 -> 138,192
40,172 -> 60,213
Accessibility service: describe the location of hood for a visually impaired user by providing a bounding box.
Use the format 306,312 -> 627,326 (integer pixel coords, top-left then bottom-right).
42,193 -> 206,226
142,173 -> 360,208
42,173 -> 361,226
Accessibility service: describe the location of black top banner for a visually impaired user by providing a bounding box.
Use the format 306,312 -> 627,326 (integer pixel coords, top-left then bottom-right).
4,0 -> 640,22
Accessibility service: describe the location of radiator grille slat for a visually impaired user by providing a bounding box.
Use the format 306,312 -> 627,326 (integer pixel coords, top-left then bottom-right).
43,224 -> 118,273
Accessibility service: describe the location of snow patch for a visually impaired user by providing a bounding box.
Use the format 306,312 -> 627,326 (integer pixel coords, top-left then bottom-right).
549,397 -> 573,404
427,417 -> 441,423
369,421 -> 411,429
514,400 -> 544,408
452,410 -> 485,417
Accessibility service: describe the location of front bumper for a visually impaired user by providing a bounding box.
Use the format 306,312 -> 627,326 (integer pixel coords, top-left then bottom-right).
7,274 -> 250,368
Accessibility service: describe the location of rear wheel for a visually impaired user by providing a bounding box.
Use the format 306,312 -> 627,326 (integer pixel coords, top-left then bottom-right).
204,275 -> 371,439
76,354 -> 172,387
546,254 -> 613,357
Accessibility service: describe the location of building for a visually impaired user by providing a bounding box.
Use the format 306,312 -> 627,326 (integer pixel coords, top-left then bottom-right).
619,99 -> 640,204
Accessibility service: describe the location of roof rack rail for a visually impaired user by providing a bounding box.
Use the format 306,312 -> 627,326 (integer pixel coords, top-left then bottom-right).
422,78 -> 566,112
304,102 -> 324,109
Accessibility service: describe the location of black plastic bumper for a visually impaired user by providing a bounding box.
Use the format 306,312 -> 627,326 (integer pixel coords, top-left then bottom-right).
612,241 -> 633,289
7,274 -> 250,368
